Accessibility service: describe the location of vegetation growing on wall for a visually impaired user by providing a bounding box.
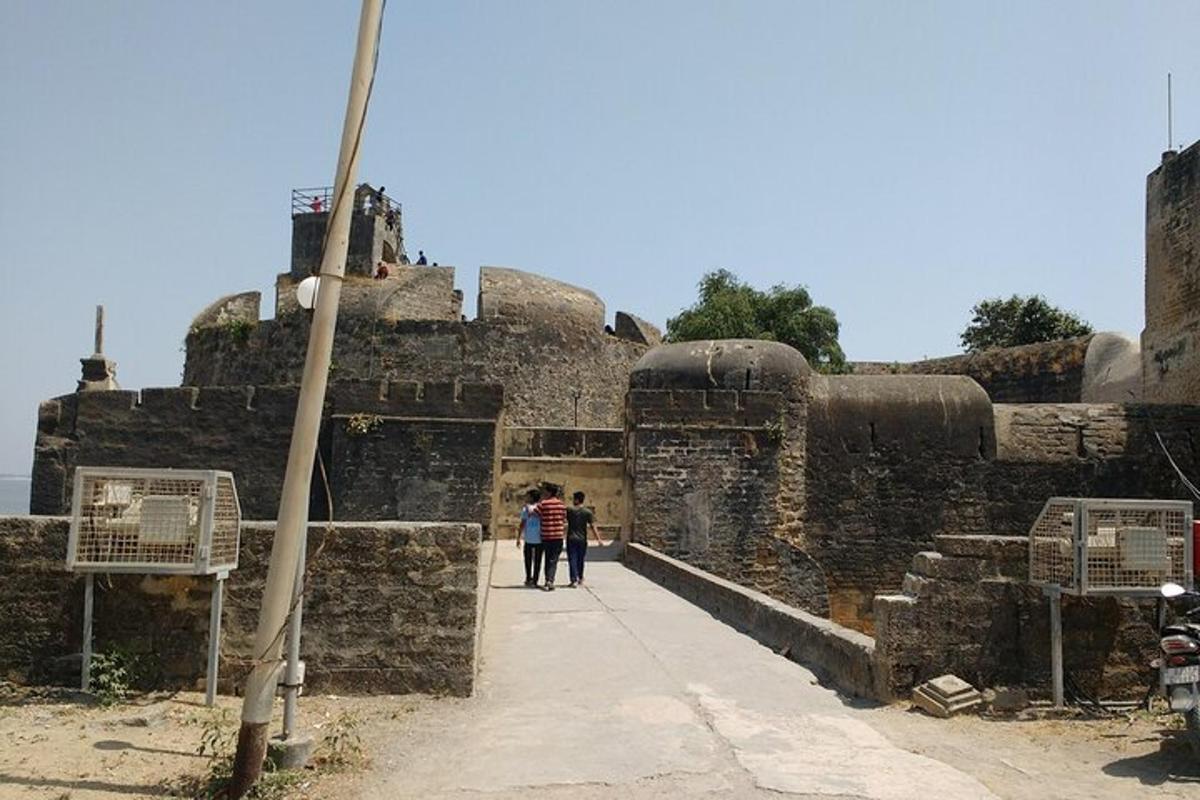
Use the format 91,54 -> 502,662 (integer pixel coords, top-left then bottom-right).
666,269 -> 848,373
960,294 -> 1092,352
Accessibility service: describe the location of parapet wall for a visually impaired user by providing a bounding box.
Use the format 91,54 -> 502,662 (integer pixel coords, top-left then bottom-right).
31,381 -> 504,529
0,516 -> 480,696
477,266 -> 605,331
627,341 -> 826,614
805,375 -> 995,630
627,339 -> 1200,637
184,316 -> 647,429
185,266 -> 658,429
274,267 -> 461,321
874,534 -> 1163,699
857,336 -> 1094,403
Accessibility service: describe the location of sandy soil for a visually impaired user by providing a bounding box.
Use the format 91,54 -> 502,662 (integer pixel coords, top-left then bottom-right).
3,685 -> 1197,800
0,685 -> 433,799
869,702 -> 1200,799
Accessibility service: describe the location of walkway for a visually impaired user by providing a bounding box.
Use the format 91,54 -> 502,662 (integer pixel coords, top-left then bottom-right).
358,543 -> 996,799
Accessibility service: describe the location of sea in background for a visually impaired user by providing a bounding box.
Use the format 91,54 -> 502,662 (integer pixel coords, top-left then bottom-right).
0,476 -> 31,515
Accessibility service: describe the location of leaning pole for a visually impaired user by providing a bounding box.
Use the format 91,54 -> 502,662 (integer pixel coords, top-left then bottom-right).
228,0 -> 384,794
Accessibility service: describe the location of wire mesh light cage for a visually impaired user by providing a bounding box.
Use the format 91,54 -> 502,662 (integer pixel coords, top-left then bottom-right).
1029,497 -> 1193,596
68,467 -> 241,574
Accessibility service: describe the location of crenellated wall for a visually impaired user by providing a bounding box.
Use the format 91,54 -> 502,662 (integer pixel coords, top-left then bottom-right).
627,341 -> 829,615
30,381 -> 504,530
184,266 -> 658,430
627,339 -> 1200,636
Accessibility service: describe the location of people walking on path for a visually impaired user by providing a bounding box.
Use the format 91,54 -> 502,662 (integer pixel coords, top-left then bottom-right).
517,489 -> 543,587
566,491 -> 603,587
535,484 -> 567,591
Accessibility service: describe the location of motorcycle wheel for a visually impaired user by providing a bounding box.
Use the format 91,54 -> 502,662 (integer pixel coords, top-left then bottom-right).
1188,705 -> 1200,758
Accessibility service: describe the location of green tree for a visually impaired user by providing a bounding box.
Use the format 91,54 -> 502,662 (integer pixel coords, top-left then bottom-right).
666,270 -> 848,373
960,294 -> 1092,352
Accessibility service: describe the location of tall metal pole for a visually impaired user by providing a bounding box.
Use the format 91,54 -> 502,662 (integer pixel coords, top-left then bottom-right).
81,573 -> 94,691
281,522 -> 308,738
228,1 -> 383,793
1048,587 -> 1064,709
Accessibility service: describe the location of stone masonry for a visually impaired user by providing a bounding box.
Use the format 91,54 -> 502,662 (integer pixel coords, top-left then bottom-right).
0,516 -> 481,696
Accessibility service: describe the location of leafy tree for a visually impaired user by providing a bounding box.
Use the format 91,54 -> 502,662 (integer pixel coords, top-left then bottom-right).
666,270 -> 848,373
960,294 -> 1092,352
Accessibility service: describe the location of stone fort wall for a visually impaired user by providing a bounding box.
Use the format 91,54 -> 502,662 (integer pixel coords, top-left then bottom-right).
184,267 -> 656,430
1143,140 -> 1200,402
30,381 -> 504,531
627,340 -> 1200,636
0,516 -> 480,696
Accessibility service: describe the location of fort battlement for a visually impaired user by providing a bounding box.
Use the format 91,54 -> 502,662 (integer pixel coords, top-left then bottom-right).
32,381 -> 504,527
185,266 -> 660,430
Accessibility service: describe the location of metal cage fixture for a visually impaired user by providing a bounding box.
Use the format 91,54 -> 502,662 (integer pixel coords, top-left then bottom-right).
68,467 -> 240,575
66,467 -> 242,706
1027,496 -> 1193,709
1028,497 -> 1193,596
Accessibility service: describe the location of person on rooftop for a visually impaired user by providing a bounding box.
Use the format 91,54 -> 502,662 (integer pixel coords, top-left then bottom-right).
309,196 -> 324,213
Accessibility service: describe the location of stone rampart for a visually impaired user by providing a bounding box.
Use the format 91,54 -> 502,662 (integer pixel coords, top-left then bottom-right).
857,336 -> 1094,403
184,316 -> 646,429
477,266 -> 605,331
628,339 -> 1200,639
274,267 -> 461,321
805,375 -> 995,631
874,534 -> 1162,699
627,341 -> 827,615
0,516 -> 481,696
1143,141 -> 1200,402
31,381 -> 504,529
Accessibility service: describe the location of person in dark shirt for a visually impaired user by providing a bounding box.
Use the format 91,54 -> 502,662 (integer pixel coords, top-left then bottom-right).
566,491 -> 603,587
416,250 -> 428,266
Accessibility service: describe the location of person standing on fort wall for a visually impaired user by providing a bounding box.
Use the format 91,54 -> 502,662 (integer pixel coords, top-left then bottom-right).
517,489 -> 544,587
536,484 -> 567,591
566,491 -> 603,588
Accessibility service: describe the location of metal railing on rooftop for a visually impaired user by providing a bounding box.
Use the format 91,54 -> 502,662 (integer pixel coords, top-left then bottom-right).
291,185 -> 401,217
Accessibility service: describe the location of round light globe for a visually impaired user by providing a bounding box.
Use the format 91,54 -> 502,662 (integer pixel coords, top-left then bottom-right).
296,276 -> 321,310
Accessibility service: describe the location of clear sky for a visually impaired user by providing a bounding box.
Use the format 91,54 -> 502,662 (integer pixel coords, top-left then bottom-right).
1,1 -> 1198,476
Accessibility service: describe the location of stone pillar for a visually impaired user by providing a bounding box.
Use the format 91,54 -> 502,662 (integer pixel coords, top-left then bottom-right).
78,305 -> 119,392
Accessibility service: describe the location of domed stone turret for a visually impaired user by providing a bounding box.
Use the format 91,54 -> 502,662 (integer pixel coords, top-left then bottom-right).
630,339 -> 810,394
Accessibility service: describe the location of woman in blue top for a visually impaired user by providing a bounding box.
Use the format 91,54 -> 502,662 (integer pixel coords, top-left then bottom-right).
517,488 -> 544,587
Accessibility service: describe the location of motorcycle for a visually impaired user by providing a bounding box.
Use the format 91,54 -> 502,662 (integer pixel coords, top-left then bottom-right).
1156,582 -> 1200,752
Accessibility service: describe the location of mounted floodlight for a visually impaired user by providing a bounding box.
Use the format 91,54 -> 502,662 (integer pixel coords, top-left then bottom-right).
296,275 -> 321,310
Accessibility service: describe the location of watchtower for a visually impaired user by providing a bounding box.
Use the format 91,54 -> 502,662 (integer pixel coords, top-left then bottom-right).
1142,141 -> 1200,402
289,184 -> 407,278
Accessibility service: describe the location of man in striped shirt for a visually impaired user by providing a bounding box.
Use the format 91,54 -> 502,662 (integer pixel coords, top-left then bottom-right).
536,484 -> 568,591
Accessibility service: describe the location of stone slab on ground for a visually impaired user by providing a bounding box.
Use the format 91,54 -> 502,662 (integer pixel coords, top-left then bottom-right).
912,674 -> 984,718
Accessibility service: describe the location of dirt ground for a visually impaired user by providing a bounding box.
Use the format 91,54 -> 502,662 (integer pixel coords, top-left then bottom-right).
0,685 -> 433,799
1,684 -> 1198,800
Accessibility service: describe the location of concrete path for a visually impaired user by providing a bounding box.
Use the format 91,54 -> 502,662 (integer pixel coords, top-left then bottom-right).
358,543 -> 997,799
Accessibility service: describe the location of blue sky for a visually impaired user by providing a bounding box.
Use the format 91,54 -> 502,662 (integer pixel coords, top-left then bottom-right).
1,1 -> 1198,476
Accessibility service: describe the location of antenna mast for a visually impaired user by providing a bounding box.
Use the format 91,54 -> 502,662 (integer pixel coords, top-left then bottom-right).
1168,72 -> 1174,152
